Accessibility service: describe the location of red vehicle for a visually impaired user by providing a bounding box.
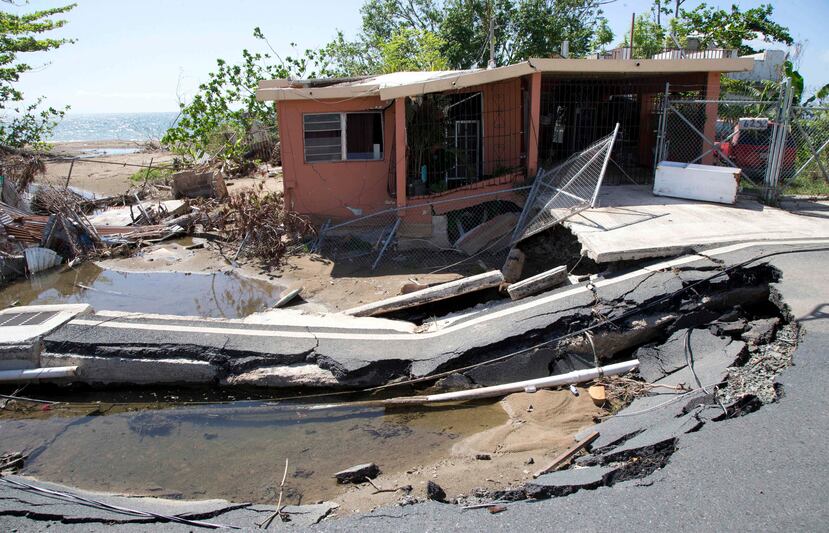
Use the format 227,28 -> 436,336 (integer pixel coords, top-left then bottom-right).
717,122 -> 796,179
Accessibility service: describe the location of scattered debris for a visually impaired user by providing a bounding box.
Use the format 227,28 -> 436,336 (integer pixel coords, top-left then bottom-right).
0,451 -> 25,475
588,385 -> 606,406
334,463 -> 380,484
533,432 -> 599,478
23,246 -> 61,274
426,480 -> 447,502
171,169 -> 227,200
501,247 -> 526,283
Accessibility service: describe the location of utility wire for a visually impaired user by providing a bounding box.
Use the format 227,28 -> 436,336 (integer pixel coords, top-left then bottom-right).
8,245 -> 829,410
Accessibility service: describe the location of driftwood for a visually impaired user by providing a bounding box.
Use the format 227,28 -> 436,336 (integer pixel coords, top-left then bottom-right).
507,265 -> 567,301
343,270 -> 505,317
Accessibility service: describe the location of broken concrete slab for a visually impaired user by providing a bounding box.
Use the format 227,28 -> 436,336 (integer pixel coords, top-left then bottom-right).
343,270 -> 504,317
0,475 -> 249,525
636,328 -> 740,383
601,412 -> 700,461
653,339 -> 747,389
742,318 -> 780,345
41,353 -> 217,385
334,463 -> 380,484
525,465 -> 618,498
558,185 -> 829,263
221,364 -> 339,388
507,265 -> 567,301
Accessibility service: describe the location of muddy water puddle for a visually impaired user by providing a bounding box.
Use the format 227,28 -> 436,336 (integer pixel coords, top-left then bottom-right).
0,263 -> 284,318
0,398 -> 507,504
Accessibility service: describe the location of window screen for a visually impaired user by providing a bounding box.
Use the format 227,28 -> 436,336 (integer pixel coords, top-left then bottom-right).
303,112 -> 384,163
304,113 -> 342,162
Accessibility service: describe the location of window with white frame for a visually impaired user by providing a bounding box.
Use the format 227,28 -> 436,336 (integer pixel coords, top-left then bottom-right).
303,112 -> 384,162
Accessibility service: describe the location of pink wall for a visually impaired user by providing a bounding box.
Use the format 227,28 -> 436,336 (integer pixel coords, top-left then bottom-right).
278,96 -> 395,223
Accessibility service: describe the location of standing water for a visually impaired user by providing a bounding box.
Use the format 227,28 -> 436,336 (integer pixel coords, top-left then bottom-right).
0,396 -> 508,504
0,263 -> 285,318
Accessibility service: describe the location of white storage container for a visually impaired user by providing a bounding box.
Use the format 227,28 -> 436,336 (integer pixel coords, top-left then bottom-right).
654,161 -> 741,205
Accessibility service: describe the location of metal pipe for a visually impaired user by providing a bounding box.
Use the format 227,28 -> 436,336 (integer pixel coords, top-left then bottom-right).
0,366 -> 78,383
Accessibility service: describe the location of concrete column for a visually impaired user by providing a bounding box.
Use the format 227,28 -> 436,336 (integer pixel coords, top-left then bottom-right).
702,71 -> 721,165
394,97 -> 407,208
527,72 -> 542,177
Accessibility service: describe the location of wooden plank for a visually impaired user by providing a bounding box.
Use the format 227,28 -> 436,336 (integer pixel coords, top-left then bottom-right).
507,265 -> 567,301
343,270 -> 505,317
533,431 -> 599,478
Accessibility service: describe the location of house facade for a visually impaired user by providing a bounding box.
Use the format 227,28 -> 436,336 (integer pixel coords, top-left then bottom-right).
257,56 -> 753,226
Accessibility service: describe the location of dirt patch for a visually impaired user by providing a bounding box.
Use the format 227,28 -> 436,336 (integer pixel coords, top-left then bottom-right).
332,390 -> 600,513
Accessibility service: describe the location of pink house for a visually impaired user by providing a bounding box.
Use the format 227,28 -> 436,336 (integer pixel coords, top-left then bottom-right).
257,56 -> 753,227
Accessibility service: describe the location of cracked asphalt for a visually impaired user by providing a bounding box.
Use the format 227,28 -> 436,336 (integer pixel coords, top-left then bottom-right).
2,243 -> 828,531
313,246 -> 829,531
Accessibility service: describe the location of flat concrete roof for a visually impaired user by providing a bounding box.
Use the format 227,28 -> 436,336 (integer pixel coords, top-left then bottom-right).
257,57 -> 753,102
557,185 -> 829,263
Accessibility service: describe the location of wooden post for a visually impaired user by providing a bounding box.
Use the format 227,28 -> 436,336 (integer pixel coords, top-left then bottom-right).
63,159 -> 75,189
702,71 -> 721,165
394,97 -> 407,209
527,71 -> 542,177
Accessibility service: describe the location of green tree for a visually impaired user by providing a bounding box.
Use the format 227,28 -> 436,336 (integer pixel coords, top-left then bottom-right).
326,0 -> 615,75
673,3 -> 793,55
0,1 -> 76,148
379,28 -> 449,73
619,12 -> 667,59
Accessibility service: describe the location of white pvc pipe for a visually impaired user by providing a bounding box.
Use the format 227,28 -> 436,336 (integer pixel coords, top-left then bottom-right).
423,359 -> 639,403
0,366 -> 78,383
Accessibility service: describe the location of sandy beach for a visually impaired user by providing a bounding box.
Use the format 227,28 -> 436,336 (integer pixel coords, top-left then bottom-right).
42,140 -> 176,197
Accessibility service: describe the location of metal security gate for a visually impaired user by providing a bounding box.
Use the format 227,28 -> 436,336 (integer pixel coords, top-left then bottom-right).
656,78 -> 829,204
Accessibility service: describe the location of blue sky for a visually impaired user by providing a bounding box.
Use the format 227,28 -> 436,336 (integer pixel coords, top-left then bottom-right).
10,0 -> 829,114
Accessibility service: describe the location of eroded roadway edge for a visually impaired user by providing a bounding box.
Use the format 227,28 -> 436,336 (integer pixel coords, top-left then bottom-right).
40,239 -> 829,386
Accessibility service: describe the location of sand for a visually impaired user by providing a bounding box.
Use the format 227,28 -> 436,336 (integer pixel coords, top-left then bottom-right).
332,389 -> 602,514
41,141 -> 282,198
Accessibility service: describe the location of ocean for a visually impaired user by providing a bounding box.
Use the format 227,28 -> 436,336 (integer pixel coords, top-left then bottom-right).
48,112 -> 180,143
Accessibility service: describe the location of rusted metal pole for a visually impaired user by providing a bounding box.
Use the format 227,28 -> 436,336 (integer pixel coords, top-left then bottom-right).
629,12 -> 636,58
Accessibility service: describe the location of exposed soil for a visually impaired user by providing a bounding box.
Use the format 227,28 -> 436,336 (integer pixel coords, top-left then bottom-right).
99,240 -> 468,312
334,390 -> 600,513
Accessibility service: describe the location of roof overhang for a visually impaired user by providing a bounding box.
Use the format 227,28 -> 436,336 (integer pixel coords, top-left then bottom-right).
256,57 -> 754,103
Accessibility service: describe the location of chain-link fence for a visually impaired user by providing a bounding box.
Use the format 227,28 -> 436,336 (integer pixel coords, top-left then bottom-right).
513,125 -> 618,243
656,79 -> 829,202
312,187 -> 529,274
784,105 -> 829,195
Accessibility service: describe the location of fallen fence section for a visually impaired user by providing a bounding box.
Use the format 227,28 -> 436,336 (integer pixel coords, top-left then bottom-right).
513,124 -> 619,243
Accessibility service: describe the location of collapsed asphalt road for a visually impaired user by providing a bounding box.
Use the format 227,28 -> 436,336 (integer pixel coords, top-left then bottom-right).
311,244 -> 829,531
1,242 -> 827,530
37,240 -> 829,390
